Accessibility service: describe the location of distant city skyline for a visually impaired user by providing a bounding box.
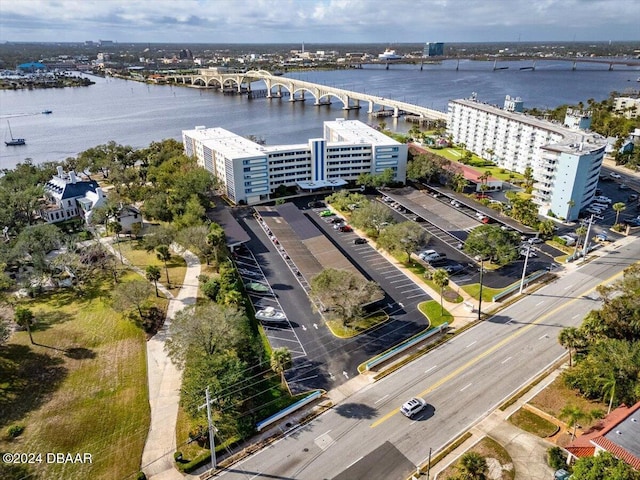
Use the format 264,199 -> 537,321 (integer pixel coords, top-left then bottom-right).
1,0 -> 639,45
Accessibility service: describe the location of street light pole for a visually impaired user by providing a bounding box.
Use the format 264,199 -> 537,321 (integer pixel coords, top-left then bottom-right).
478,258 -> 484,321
581,214 -> 594,263
519,244 -> 531,294
198,387 -> 217,470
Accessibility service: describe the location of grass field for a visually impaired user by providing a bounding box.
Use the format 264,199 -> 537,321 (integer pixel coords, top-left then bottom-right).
508,408 -> 558,438
0,272 -> 155,479
437,436 -> 514,480
326,310 -> 389,338
418,300 -> 453,328
116,238 -> 187,294
462,283 -> 505,302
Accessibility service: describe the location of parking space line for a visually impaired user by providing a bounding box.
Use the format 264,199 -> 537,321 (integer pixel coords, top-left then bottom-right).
401,288 -> 423,294
389,278 -> 410,283
405,293 -> 426,299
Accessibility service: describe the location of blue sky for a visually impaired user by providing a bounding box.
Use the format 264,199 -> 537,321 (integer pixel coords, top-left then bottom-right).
1,0 -> 639,44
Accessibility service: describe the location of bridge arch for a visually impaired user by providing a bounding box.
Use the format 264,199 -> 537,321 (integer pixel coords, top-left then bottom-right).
206,78 -> 222,88
192,77 -> 206,87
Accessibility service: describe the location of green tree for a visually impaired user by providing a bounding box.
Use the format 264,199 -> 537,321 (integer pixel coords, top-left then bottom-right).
349,200 -> 394,237
571,451 -> 640,480
145,265 -> 161,297
156,245 -> 172,285
270,347 -> 292,389
612,202 -> 626,226
112,279 -> 154,322
523,166 -> 534,193
165,303 -> 249,368
558,326 -> 583,367
538,219 -> 556,238
559,404 -> 588,440
431,268 -> 450,315
463,224 -> 519,265
206,223 -> 227,267
0,316 -> 10,346
309,268 -> 382,327
14,306 -> 35,344
377,221 -> 430,264
455,451 -> 488,480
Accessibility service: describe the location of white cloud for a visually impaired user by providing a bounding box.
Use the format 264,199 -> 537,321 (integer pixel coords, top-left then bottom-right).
0,0 -> 638,42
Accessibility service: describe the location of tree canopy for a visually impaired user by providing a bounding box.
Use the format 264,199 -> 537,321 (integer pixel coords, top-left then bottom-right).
463,224 -> 519,265
377,221 -> 430,262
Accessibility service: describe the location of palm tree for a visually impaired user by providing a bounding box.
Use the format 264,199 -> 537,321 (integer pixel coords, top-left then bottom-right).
156,245 -> 172,286
431,268 -> 450,316
270,347 -> 292,389
558,326 -> 581,367
597,372 -> 617,415
612,202 -> 626,225
559,404 -> 587,440
145,265 -> 161,297
456,451 -> 487,480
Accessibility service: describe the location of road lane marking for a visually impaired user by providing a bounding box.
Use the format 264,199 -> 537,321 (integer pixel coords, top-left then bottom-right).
466,341 -> 477,348
535,300 -> 544,306
374,394 -> 389,404
425,365 -> 437,374
315,429 -> 332,441
346,456 -> 364,469
370,267 -> 626,429
572,314 -> 580,319
501,356 -> 512,364
460,383 -> 473,392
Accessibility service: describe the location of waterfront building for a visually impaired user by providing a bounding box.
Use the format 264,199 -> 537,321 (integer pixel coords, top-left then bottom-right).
423,42 -> 444,57
614,96 -> 640,119
447,97 -> 607,221
183,119 -> 407,205
40,166 -> 106,224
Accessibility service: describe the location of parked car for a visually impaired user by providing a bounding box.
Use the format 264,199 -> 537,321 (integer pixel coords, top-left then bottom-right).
619,183 -> 629,190
331,217 -> 344,224
308,201 -> 325,208
450,199 -> 462,208
339,225 -> 353,232
354,237 -> 368,245
594,196 -> 612,204
418,250 -> 443,262
528,237 -> 544,244
628,194 -> 638,202
400,397 -> 427,418
595,233 -> 609,242
474,193 -> 491,200
520,248 -> 538,257
255,307 -> 287,323
443,262 -> 465,274
319,209 -> 335,217
558,235 -> 576,246
609,172 -> 622,179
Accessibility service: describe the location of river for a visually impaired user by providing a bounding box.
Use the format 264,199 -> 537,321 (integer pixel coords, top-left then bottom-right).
1,59 -> 638,170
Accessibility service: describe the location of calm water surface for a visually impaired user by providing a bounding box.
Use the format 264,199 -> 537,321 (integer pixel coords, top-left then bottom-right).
1,59 -> 638,170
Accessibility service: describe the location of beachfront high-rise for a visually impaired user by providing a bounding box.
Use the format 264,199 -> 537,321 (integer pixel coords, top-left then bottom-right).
447,97 -> 607,221
183,119 -> 407,205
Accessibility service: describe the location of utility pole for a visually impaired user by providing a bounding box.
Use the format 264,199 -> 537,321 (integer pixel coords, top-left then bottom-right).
581,214 -> 594,263
198,387 -> 217,470
477,258 -> 484,321
426,447 -> 432,479
519,243 -> 531,294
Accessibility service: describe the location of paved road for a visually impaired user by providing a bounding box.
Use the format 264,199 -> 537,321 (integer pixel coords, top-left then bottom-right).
215,235 -> 639,480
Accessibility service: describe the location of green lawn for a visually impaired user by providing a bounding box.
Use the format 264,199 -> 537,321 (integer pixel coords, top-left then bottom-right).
418,300 -> 453,328
437,436 -> 514,480
326,310 -> 389,338
462,283 -> 506,302
117,238 -> 187,294
509,408 -> 558,438
0,274 -> 152,479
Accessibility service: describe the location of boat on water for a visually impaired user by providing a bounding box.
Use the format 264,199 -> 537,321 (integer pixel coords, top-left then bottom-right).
42,110 -> 53,114
4,121 -> 26,146
255,306 -> 287,323
378,49 -> 403,61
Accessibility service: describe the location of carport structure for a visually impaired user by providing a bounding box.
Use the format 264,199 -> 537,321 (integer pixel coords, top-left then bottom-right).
254,203 -> 366,286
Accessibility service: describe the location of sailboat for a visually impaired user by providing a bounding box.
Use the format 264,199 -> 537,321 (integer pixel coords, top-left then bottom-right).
5,121 -> 26,146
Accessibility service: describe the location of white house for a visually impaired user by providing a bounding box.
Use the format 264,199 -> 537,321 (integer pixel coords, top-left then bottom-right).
40,166 -> 106,224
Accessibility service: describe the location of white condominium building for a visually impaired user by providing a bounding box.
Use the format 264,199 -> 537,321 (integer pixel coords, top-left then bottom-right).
183,119 -> 407,205
447,98 -> 607,221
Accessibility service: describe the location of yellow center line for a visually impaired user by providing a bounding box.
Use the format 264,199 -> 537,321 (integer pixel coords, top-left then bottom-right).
370,268 -> 624,428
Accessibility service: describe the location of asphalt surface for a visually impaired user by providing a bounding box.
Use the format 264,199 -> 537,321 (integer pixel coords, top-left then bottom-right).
235,207 -> 432,394
215,235 -> 640,480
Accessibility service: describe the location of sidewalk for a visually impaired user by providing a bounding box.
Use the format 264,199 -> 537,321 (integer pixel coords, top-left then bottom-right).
141,245 -> 201,480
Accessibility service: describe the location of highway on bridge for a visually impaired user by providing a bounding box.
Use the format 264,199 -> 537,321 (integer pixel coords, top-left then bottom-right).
217,236 -> 639,480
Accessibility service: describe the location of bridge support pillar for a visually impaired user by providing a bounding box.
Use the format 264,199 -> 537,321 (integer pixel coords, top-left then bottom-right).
609,63 -> 614,71
367,100 -> 374,114
572,61 -> 577,71
532,60 -> 536,71
456,59 -> 460,71
393,106 -> 399,118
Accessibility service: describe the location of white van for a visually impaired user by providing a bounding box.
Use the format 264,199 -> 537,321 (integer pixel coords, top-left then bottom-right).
559,235 -> 576,246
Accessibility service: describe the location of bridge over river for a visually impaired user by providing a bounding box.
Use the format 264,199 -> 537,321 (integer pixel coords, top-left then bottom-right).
166,68 -> 448,122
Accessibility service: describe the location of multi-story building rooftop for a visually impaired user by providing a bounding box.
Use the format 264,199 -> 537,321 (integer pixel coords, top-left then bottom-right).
183,119 -> 407,205
447,96 -> 607,221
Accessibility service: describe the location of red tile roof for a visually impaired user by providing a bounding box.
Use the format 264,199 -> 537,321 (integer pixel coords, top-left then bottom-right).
566,401 -> 640,469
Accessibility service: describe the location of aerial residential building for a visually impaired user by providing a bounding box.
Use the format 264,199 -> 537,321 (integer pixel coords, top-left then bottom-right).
614,96 -> 640,119
183,119 -> 407,205
40,166 -> 106,224
447,96 -> 607,221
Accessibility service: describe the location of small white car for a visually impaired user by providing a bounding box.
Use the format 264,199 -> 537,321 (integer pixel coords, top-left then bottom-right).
609,172 -> 622,179
400,397 -> 427,418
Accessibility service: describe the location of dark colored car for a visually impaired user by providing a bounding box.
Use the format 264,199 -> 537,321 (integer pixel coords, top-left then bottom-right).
308,201 -> 325,208
443,263 -> 465,274
331,217 -> 344,224
339,225 -> 353,232
354,238 -> 368,245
